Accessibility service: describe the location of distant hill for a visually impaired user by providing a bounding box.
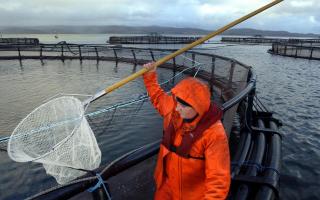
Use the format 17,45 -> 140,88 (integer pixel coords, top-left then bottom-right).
223,28 -> 320,38
0,25 -> 319,38
0,25 -> 209,35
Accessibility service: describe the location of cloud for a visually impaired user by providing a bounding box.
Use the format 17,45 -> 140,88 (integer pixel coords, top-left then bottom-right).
309,16 -> 319,25
0,0 -> 318,34
290,1 -> 313,7
0,2 -> 21,11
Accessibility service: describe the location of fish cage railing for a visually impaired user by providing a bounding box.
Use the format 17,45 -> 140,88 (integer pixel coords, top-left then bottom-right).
26,63 -> 281,200
24,49 -> 261,200
0,42 -> 281,200
109,35 -> 201,44
0,42 -> 251,136
0,38 -> 40,46
0,43 -> 250,100
221,37 -> 288,44
268,42 -> 320,60
222,37 -> 320,46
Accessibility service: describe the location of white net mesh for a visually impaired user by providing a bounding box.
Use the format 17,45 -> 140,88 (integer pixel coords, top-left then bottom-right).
7,96 -> 101,184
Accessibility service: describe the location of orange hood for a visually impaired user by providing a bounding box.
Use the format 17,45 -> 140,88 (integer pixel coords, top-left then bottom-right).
171,77 -> 211,119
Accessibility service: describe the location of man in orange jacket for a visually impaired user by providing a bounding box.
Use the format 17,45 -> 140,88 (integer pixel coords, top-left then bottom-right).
143,62 -> 231,200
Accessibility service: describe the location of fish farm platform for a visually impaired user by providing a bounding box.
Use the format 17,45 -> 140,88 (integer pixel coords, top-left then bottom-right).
0,38 -> 39,46
108,35 -> 201,44
221,36 -> 320,45
0,42 -> 282,200
268,42 -> 320,60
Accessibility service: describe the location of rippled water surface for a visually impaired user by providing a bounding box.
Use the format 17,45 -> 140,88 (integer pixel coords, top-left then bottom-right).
0,58 -> 169,199
0,34 -> 319,199
210,44 -> 320,200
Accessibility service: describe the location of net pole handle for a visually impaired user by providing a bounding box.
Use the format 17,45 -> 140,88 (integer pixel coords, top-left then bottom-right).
85,0 -> 283,105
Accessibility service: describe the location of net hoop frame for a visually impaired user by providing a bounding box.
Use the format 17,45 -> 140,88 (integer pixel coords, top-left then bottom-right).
8,96 -> 88,163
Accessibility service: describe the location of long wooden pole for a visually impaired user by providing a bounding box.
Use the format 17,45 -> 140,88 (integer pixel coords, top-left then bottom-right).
84,0 -> 283,105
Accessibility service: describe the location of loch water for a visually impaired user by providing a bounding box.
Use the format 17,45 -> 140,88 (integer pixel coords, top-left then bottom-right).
0,34 -> 319,199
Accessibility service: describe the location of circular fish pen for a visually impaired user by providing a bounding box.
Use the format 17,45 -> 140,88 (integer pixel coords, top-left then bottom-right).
268,42 -> 320,60
108,34 -> 201,44
0,43 -> 282,200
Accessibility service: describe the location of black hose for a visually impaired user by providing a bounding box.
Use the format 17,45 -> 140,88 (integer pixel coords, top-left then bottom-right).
255,121 -> 281,200
234,119 -> 266,200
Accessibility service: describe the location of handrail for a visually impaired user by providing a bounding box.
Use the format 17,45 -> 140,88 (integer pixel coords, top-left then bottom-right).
1,39 -> 257,200
222,70 -> 256,111
0,44 -> 251,70
27,64 -> 257,200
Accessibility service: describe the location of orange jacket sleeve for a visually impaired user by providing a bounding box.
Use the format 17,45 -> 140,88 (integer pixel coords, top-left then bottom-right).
204,122 -> 231,200
143,72 -> 174,117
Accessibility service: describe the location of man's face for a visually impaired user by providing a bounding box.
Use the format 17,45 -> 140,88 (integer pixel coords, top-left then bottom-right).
175,101 -> 198,120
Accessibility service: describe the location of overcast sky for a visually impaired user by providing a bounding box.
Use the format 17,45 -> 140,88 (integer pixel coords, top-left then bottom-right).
0,0 -> 319,34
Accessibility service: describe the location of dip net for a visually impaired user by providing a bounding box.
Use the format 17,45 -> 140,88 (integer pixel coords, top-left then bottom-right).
7,96 -> 101,184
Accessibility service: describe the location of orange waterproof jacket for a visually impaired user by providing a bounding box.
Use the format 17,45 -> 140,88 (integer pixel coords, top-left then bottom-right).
143,72 -> 231,200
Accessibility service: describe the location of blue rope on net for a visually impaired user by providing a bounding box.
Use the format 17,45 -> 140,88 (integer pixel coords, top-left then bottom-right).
263,166 -> 281,177
231,161 -> 280,177
87,173 -> 112,200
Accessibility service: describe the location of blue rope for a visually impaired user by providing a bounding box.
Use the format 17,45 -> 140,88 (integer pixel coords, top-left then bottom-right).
263,166 -> 281,177
231,161 -> 280,177
87,173 -> 112,200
